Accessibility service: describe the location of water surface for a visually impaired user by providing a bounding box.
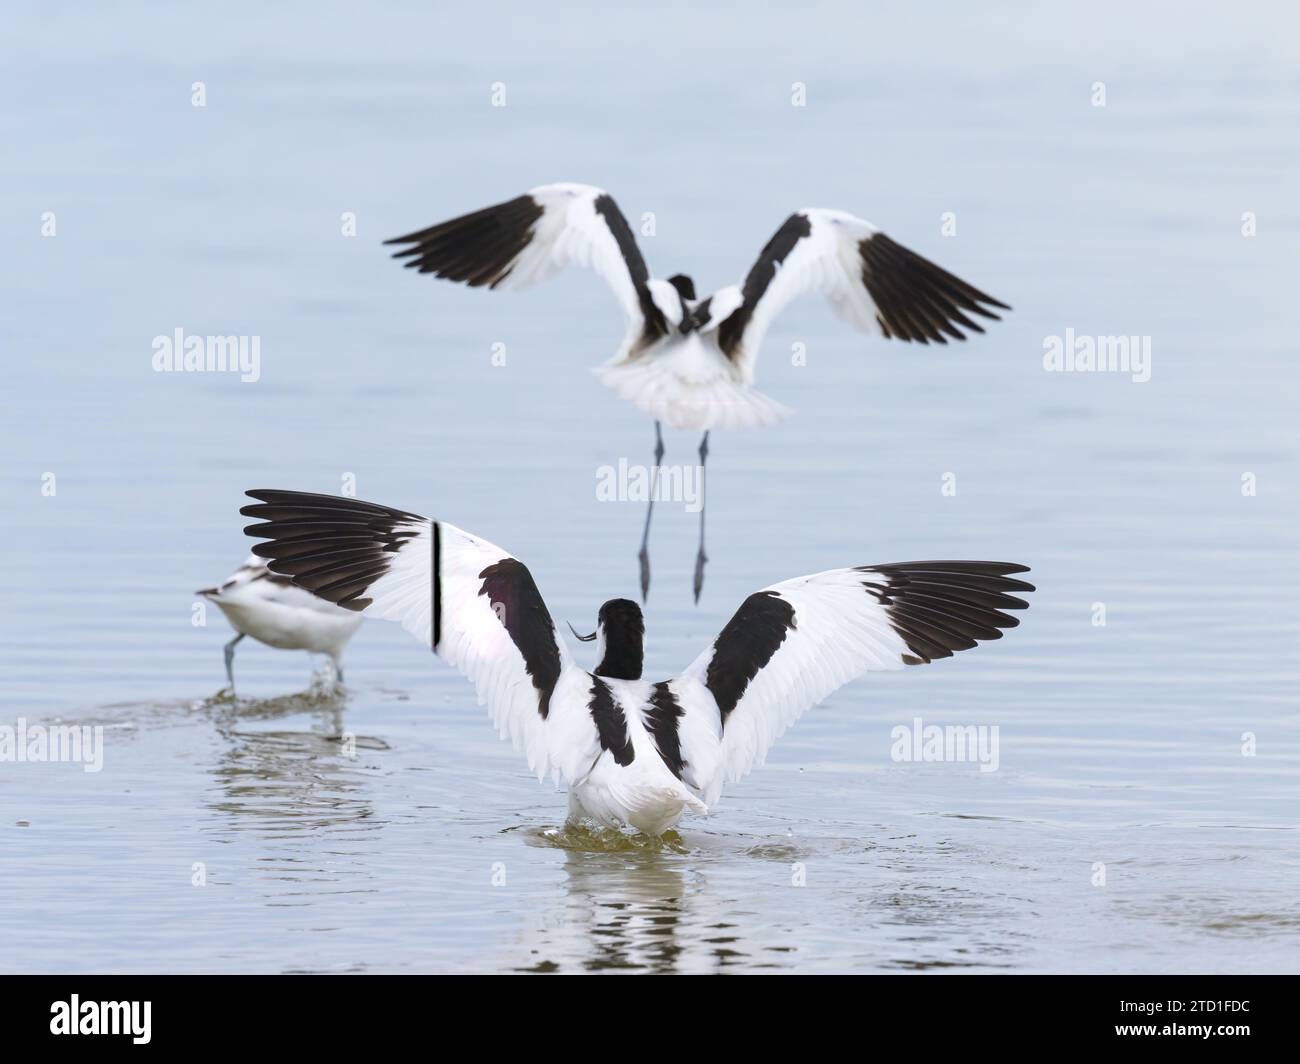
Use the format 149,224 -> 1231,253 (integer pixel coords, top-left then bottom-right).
2,2 -> 1298,973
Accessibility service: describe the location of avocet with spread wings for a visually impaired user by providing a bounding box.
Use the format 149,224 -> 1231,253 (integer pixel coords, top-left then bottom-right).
241,489 -> 1033,836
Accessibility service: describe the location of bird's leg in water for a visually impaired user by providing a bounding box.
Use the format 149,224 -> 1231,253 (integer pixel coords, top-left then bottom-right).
223,633 -> 246,690
637,420 -> 665,602
693,431 -> 710,603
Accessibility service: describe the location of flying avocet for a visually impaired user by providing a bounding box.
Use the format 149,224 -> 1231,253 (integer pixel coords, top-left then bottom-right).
384,183 -> 1010,603
197,555 -> 364,690
240,489 -> 1033,836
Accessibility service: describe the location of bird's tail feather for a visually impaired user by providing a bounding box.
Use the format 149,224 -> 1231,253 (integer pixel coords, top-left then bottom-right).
593,362 -> 791,431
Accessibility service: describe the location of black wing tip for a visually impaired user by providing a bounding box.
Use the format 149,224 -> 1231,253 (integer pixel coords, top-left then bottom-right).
241,488 -> 334,519
241,488 -> 425,523
380,194 -> 543,282
244,487 -> 330,505
864,559 -> 1032,582
239,489 -> 427,604
858,561 -> 1034,666
887,559 -> 1031,574
862,232 -> 1010,342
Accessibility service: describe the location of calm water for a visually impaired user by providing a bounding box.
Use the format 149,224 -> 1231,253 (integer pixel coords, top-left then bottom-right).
3,3 -> 1299,973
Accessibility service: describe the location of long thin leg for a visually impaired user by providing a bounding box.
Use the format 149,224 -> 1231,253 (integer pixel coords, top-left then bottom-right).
223,633 -> 246,689
637,421 -> 665,602
693,431 -> 710,604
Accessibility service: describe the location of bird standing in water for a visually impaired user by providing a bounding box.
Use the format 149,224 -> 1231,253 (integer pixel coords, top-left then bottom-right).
197,555 -> 363,691
241,489 -> 1033,836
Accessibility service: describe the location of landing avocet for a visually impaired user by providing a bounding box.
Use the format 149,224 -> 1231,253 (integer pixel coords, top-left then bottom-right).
384,183 -> 1010,602
197,555 -> 363,690
240,489 -> 1033,836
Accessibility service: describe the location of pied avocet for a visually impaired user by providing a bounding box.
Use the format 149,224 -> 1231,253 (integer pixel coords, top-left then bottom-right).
240,489 -> 1033,836
197,555 -> 363,690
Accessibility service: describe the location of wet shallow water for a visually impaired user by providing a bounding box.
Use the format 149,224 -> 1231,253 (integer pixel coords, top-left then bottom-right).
2,3 -> 1299,973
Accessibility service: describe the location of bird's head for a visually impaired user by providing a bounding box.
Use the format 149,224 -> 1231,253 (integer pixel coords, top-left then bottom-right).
569,598 -> 644,680
666,274 -> 697,302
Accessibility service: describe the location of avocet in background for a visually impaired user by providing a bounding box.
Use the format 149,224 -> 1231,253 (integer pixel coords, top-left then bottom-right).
385,183 -> 1009,602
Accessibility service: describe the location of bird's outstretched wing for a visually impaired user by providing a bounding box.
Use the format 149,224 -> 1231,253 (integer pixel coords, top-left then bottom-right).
240,489 -> 600,781
714,209 -> 1010,373
662,561 -> 1033,798
385,182 -> 670,356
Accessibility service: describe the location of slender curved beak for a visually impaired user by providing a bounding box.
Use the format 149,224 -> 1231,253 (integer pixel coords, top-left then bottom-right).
567,621 -> 597,643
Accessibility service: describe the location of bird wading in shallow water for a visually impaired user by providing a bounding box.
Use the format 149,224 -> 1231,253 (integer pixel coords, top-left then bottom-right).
197,555 -> 363,691
240,489 -> 1034,837
384,183 -> 1009,603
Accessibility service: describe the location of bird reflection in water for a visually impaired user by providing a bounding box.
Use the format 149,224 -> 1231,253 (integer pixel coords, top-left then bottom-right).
199,687 -> 388,842
511,828 -> 753,974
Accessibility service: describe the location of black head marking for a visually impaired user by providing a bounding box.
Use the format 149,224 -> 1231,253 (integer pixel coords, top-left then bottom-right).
594,597 -> 644,681
666,274 -> 696,301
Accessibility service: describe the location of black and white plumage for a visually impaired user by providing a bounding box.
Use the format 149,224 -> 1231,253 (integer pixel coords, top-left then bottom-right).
385,182 -> 1010,602
197,555 -> 364,689
241,489 -> 1034,836
385,183 -> 1008,429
